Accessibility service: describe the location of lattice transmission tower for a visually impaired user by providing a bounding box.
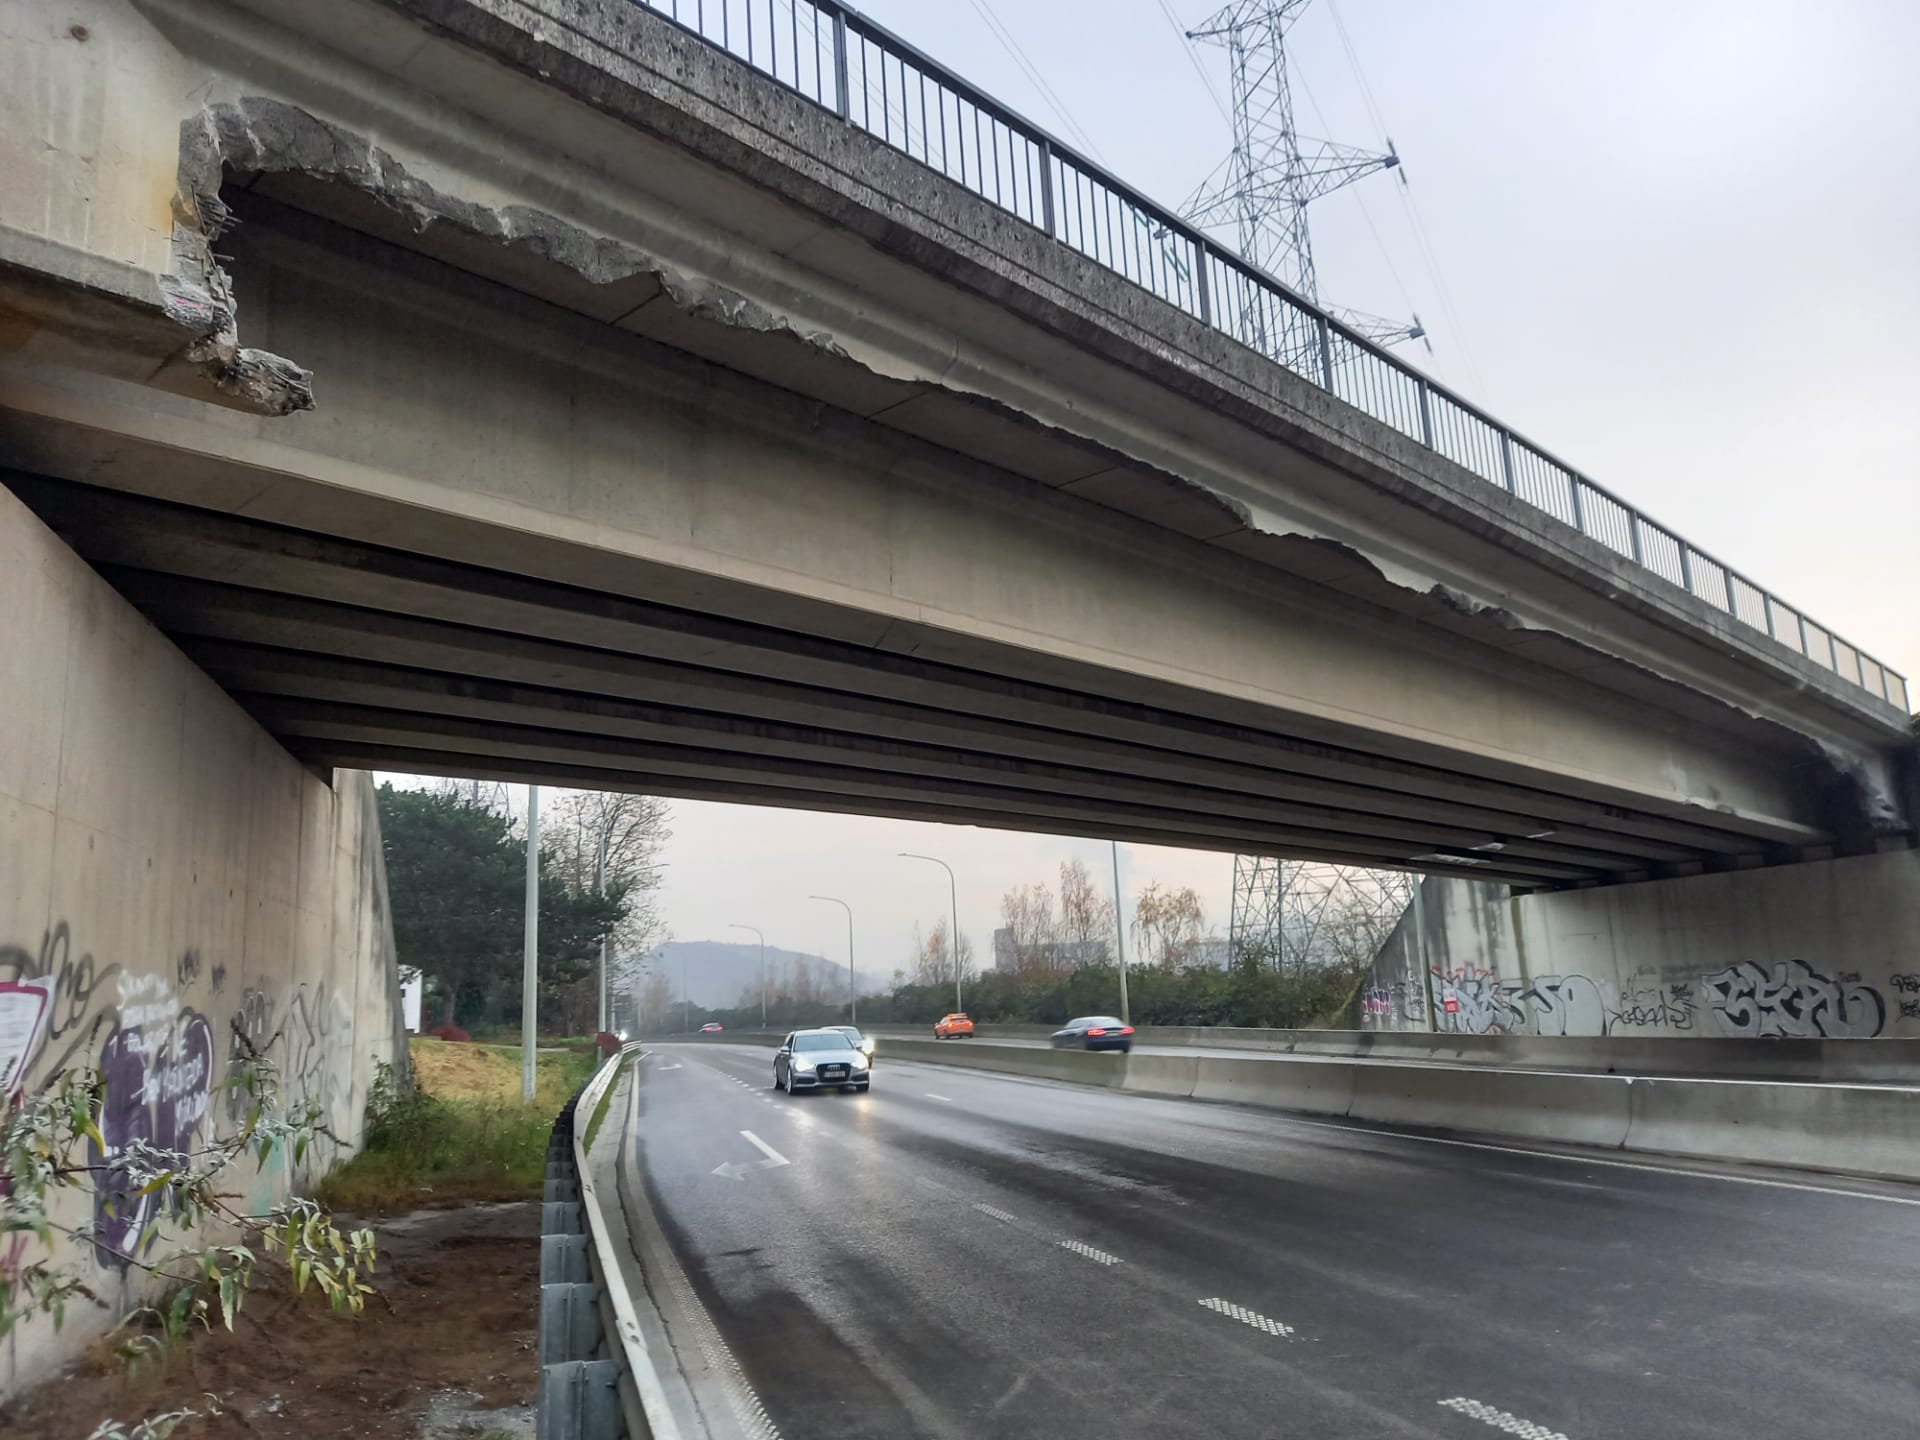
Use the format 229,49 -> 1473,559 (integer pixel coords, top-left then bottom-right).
1182,0 -> 1425,353
1231,856 -> 1417,972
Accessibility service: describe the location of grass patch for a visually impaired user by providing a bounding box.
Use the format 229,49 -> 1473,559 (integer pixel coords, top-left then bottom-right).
582,1052 -> 630,1152
317,1040 -> 600,1212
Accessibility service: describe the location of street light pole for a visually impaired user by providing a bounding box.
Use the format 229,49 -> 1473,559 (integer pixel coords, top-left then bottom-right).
809,896 -> 856,1024
521,785 -> 540,1104
899,853 -> 962,1014
593,823 -> 613,1035
1110,839 -> 1130,1026
730,923 -> 766,1027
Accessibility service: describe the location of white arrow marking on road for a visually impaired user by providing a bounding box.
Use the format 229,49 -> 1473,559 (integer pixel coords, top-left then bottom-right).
656,1062 -> 683,1070
713,1130 -> 791,1182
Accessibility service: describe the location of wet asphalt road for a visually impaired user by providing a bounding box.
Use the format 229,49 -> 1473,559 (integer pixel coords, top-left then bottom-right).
632,1041 -> 1920,1440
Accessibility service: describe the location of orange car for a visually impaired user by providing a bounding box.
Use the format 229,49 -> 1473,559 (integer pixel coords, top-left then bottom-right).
933,1013 -> 975,1040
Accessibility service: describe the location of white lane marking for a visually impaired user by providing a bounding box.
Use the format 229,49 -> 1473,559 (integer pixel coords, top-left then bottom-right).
925,1093 -> 955,1103
1198,1297 -> 1293,1337
1058,1239 -> 1122,1266
712,1130 -> 792,1181
1437,1396 -> 1569,1439
972,1203 -> 1020,1224
1273,1115 -> 1920,1208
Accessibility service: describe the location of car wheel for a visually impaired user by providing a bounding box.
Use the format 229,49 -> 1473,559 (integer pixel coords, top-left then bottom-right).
773,1071 -> 782,1090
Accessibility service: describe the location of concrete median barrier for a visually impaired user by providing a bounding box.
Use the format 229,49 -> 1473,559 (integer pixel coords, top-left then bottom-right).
1118,1052 -> 1201,1099
1625,1078 -> 1920,1182
1347,1065 -> 1634,1149
880,1038 -> 1122,1087
1189,1055 -> 1358,1116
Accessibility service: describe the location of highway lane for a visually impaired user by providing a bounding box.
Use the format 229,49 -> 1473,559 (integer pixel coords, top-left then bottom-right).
629,1041 -> 1920,1440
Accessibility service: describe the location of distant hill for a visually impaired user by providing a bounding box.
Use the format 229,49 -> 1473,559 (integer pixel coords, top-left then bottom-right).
636,940 -> 884,1010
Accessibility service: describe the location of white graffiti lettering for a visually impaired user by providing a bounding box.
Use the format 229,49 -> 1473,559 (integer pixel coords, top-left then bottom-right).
1701,959 -> 1887,1040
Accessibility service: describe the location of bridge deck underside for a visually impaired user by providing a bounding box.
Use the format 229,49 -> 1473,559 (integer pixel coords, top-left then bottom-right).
5,473 -> 1826,892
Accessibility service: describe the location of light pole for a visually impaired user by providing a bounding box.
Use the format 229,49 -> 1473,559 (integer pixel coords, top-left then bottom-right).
730,923 -> 766,1027
899,853 -> 962,1014
521,785 -> 540,1104
682,947 -> 690,1034
1110,839 -> 1130,1025
593,822 -> 613,1035
809,896 -> 856,1024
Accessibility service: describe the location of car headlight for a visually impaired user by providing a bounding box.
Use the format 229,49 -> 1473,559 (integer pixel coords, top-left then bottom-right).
860,1042 -> 875,1056
852,1056 -> 869,1071
793,1058 -> 815,1070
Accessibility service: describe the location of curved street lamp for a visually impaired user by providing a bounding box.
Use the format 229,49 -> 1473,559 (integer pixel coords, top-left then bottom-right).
809,895 -> 856,1024
729,923 -> 766,1027
898,853 -> 963,1013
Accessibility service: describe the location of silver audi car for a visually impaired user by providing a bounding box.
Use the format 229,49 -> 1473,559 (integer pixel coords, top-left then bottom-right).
774,1028 -> 872,1095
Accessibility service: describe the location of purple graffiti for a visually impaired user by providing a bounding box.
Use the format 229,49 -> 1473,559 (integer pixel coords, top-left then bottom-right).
90,1008 -> 215,1269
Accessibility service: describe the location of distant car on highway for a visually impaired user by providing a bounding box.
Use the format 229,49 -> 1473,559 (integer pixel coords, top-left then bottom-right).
774,1028 -> 871,1094
1050,1016 -> 1134,1052
699,1022 -> 724,1034
933,1013 -> 975,1040
830,1025 -> 876,1063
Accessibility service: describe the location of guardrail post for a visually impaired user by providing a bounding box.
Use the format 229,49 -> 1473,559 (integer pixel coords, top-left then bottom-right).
1678,545 -> 1695,598
1037,138 -> 1055,237
1627,513 -> 1644,565
1722,568 -> 1739,618
1566,474 -> 1585,534
1795,611 -> 1809,658
1315,314 -> 1334,390
831,8 -> 850,120
1497,432 -> 1516,493
1195,239 -> 1211,325
1827,631 -> 1839,672
1416,379 -> 1433,447
1762,593 -> 1776,640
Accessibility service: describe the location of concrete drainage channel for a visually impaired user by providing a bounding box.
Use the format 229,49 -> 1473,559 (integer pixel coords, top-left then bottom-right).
537,1044 -> 677,1440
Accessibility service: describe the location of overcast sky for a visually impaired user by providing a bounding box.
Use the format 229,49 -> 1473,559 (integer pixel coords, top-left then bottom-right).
402,0 -> 1919,987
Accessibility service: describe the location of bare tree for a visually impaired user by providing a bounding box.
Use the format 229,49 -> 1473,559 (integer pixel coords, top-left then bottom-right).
1132,882 -> 1207,969
1057,857 -> 1113,962
551,790 -> 672,958
911,916 -> 977,987
998,881 -> 1060,975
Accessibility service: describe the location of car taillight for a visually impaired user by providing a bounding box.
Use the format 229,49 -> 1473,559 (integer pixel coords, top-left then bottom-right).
1087,1027 -> 1106,1036
1120,1026 -> 1134,1035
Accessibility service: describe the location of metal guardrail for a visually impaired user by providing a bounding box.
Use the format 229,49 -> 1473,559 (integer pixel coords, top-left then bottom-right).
629,0 -> 1907,713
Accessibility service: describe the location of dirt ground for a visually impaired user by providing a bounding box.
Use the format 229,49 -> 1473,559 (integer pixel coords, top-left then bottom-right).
0,1203 -> 543,1440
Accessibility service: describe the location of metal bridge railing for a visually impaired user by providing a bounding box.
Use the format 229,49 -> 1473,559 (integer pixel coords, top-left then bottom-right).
632,0 -> 1908,714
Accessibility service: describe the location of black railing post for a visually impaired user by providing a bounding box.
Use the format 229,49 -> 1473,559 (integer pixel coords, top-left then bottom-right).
1038,139 -> 1055,237
832,8 -> 850,120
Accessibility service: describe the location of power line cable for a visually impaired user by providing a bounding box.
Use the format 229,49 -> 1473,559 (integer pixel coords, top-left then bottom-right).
1151,0 -> 1233,125
964,0 -> 1107,162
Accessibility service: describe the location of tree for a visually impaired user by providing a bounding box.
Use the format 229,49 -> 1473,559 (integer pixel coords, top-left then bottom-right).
1057,857 -> 1114,962
550,790 -> 671,957
377,784 -> 629,1028
910,917 -> 976,988
998,881 -> 1059,975
1132,882 -> 1207,969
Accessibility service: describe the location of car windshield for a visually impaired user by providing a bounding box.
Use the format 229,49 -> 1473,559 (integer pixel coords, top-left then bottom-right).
1069,1017 -> 1123,1028
793,1033 -> 849,1052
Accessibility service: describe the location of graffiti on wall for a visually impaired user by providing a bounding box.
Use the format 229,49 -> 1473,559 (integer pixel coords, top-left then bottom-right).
1701,960 -> 1887,1039
1362,976 -> 1428,1028
90,973 -> 216,1270
0,924 -> 122,1084
1514,974 -> 1608,1038
1432,965 -> 1525,1035
1608,971 -> 1696,1032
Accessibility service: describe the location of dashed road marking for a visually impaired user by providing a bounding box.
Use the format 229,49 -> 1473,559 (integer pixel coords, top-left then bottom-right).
1198,1297 -> 1293,1337
1058,1239 -> 1122,1266
1437,1396 -> 1569,1439
925,1093 -> 955,1103
971,1203 -> 1020,1224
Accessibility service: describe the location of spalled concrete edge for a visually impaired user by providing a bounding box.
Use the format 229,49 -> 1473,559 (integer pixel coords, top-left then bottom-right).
574,1045 -> 688,1440
878,1038 -> 1920,1185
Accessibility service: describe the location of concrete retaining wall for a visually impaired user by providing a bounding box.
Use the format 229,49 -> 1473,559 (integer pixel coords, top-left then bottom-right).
863,1037 -> 1920,1184
1366,863 -> 1920,1041
0,487 -> 405,1388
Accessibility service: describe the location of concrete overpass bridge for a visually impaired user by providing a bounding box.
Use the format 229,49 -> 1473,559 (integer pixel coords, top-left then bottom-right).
1,0 -> 1912,896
